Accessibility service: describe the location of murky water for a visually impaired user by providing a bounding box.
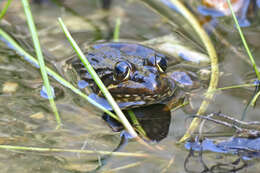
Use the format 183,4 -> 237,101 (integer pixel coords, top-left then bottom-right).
0,0 -> 260,172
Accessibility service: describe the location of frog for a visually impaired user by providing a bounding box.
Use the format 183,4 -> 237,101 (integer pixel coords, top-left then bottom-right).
65,42 -> 185,110
63,41 -> 205,138
63,40 -> 209,114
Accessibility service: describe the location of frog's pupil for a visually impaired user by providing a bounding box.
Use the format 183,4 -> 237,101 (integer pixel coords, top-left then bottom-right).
156,55 -> 167,72
114,61 -> 130,81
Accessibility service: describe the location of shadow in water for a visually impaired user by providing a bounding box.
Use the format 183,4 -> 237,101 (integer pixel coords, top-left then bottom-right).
184,112 -> 260,173
90,104 -> 171,172
103,104 -> 171,141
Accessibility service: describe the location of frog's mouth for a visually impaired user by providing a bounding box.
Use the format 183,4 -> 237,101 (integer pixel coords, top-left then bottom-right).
102,77 -> 176,108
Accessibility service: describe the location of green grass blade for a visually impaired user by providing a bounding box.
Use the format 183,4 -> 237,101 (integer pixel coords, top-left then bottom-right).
166,0 -> 219,143
226,0 -> 260,79
0,0 -> 13,20
113,17 -> 121,42
211,83 -> 255,93
0,145 -> 149,157
127,110 -> 147,137
0,28 -> 120,122
21,0 -> 61,128
251,90 -> 260,107
58,18 -> 138,138
226,0 -> 260,119
111,17 -> 143,136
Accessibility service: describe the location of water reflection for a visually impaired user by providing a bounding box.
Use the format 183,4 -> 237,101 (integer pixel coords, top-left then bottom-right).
103,104 -> 171,142
184,112 -> 260,172
186,137 -> 260,160
184,147 -> 247,173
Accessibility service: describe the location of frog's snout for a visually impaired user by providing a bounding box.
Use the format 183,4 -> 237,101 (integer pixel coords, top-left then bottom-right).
143,73 -> 164,94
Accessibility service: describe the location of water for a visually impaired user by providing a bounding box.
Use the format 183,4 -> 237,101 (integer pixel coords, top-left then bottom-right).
0,0 -> 260,172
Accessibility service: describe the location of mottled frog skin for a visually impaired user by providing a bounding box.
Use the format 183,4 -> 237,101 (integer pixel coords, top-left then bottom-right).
66,42 -> 177,109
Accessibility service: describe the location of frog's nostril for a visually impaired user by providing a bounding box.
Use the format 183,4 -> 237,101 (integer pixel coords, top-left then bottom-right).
132,72 -> 145,82
142,74 -> 162,92
147,66 -> 158,73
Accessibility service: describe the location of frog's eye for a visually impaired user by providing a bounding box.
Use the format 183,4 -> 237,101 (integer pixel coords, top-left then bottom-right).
155,54 -> 167,72
145,54 -> 167,72
114,61 -> 131,81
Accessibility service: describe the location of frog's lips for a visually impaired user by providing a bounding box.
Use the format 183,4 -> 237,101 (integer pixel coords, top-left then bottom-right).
105,78 -> 176,106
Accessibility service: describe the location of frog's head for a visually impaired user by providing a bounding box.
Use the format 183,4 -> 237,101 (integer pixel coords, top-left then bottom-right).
69,43 -> 177,109
105,52 -> 176,108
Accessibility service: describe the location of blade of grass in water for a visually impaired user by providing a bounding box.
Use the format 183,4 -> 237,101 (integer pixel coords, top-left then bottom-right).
164,0 -> 219,143
0,28 -> 120,122
112,17 -> 147,137
0,0 -> 13,20
142,0 -> 219,143
113,17 -> 121,42
58,18 -> 138,138
21,0 -> 61,128
226,0 -> 260,80
226,0 -> 260,120
211,84 -> 256,92
127,110 -> 147,137
0,145 -> 149,157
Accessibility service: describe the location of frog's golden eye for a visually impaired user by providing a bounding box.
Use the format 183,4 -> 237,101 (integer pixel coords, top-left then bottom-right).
144,54 -> 168,72
155,54 -> 167,72
113,61 -> 131,81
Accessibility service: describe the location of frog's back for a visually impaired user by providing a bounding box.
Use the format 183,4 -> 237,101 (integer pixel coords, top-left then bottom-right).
69,42 -> 166,80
